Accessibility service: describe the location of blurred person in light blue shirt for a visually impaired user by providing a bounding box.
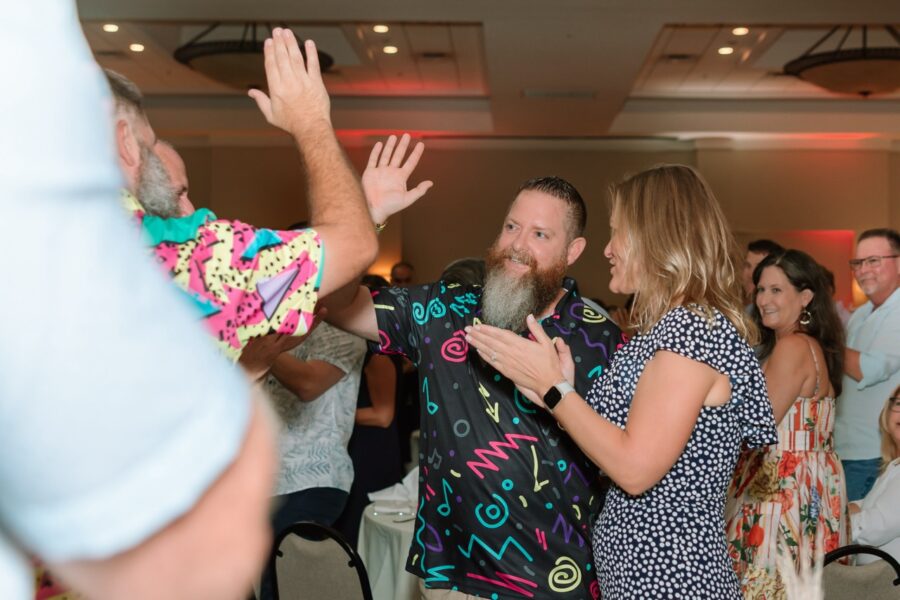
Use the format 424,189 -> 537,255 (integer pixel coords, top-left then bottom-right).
0,2 -> 277,598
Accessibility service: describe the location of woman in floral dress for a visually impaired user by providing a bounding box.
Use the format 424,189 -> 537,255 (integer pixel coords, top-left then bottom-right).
726,249 -> 848,598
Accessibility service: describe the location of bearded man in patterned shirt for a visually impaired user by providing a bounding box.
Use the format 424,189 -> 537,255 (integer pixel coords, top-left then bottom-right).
326,136 -> 623,599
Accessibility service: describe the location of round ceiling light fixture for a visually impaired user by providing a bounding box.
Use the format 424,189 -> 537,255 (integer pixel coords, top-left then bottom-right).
784,25 -> 900,97
174,23 -> 334,90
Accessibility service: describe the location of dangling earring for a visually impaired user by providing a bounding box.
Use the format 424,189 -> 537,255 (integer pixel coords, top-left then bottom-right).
799,308 -> 812,327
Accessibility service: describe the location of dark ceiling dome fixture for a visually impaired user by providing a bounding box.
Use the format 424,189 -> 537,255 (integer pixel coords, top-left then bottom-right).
174,22 -> 334,90
783,25 -> 900,98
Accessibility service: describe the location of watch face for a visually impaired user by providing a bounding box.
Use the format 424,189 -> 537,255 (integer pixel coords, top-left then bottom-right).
543,386 -> 562,410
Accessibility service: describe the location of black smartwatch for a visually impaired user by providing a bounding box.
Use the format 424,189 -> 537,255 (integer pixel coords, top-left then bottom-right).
543,381 -> 575,412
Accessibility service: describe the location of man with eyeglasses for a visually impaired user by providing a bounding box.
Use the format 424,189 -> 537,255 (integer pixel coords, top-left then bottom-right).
836,228 -> 900,501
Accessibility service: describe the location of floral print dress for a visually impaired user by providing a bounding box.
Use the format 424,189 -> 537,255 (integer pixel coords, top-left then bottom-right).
725,340 -> 848,599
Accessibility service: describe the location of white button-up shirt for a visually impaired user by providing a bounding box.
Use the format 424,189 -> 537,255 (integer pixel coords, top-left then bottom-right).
851,459 -> 900,564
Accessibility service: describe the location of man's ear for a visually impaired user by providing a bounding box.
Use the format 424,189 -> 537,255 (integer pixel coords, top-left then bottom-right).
115,119 -> 141,169
566,236 -> 587,266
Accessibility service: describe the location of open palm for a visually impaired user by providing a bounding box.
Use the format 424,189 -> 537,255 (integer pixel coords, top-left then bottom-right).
362,133 -> 433,224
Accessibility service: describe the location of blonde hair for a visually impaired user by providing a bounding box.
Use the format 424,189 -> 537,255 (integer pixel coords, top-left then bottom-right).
610,164 -> 756,343
879,385 -> 900,472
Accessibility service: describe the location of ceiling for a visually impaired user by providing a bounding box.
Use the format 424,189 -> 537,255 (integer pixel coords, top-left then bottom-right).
77,0 -> 900,149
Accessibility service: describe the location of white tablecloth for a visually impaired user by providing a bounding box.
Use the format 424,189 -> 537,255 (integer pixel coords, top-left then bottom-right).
357,503 -> 417,600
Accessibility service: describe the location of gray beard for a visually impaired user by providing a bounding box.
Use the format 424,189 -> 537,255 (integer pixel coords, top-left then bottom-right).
481,268 -> 545,332
136,144 -> 180,219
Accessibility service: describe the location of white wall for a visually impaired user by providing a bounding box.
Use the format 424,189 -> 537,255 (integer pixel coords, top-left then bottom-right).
175,142 -> 900,306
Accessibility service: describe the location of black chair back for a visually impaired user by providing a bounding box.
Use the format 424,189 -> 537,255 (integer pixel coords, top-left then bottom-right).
265,521 -> 373,600
823,544 -> 900,599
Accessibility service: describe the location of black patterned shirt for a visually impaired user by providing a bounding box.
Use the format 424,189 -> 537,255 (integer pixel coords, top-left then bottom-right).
369,277 -> 623,599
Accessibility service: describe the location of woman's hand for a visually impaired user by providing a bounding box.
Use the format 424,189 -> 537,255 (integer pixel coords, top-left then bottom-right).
554,335 -> 576,388
465,314 -> 568,409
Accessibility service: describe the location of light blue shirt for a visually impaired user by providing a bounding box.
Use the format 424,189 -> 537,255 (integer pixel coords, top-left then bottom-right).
0,1 -> 251,596
835,287 -> 900,460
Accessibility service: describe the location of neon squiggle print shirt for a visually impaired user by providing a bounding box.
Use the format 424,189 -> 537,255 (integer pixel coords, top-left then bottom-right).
370,278 -> 622,599
122,191 -> 323,360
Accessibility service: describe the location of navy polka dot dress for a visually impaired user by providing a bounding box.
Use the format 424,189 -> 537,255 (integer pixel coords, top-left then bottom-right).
585,306 -> 777,599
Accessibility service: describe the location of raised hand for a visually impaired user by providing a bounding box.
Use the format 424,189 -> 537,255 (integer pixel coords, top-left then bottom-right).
362,133 -> 434,225
248,28 -> 331,137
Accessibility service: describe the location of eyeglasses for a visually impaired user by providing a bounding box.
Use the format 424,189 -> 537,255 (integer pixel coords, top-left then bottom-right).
849,255 -> 899,271
891,397 -> 900,411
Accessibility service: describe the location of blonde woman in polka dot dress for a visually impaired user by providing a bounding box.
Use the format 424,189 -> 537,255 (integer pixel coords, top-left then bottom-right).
466,165 -> 778,599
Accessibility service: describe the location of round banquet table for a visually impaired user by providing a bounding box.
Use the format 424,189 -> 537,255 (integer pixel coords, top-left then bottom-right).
357,503 -> 417,600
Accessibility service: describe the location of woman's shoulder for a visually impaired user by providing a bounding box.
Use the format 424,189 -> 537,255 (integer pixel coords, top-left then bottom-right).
655,304 -> 709,329
651,305 -> 752,361
771,332 -> 814,353
654,304 -> 735,338
769,333 -> 819,370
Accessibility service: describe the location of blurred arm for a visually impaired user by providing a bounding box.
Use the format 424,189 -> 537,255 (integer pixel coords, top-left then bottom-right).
248,29 -> 376,297
355,355 -> 397,428
53,395 -> 277,600
270,354 -> 345,402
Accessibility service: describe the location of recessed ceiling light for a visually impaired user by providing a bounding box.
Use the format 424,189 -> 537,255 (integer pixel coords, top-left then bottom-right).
717,46 -> 734,55
102,23 -> 119,33
732,27 -> 750,36
383,45 -> 399,55
129,43 -> 145,53
373,24 -> 390,34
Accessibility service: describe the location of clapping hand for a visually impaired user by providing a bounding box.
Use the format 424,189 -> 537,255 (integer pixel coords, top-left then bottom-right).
248,28 -> 330,137
362,133 -> 434,225
464,314 -> 574,409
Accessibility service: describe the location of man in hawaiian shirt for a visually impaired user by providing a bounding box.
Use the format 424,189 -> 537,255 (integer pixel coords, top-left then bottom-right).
327,137 -> 622,599
106,28 -> 378,360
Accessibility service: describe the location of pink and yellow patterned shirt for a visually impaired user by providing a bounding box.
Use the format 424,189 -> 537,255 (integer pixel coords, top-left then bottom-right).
122,191 -> 324,361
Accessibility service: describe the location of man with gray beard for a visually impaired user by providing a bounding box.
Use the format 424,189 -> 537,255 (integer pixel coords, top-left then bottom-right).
327,146 -> 622,599
155,140 -> 195,217
135,140 -> 181,218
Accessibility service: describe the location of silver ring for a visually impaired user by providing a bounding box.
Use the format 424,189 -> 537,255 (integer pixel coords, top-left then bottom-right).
490,352 -> 498,362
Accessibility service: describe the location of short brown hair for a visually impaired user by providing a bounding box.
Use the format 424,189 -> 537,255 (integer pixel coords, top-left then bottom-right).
517,176 -> 586,240
859,228 -> 900,255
